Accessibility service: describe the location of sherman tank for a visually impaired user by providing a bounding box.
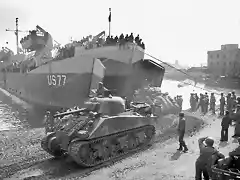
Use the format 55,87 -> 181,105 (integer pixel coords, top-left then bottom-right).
41,96 -> 157,167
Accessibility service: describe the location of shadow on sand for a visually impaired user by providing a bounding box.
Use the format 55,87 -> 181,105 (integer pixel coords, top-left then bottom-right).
219,141 -> 228,147
170,151 -> 182,161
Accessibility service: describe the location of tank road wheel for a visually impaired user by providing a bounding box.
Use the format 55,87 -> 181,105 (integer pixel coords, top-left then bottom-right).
111,139 -> 122,156
145,128 -> 155,140
78,144 -> 96,165
102,139 -> 112,159
127,134 -> 138,150
92,142 -> 105,162
136,131 -> 147,145
78,144 -> 90,160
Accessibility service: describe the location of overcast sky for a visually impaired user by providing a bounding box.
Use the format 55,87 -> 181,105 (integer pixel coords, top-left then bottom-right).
0,0 -> 240,66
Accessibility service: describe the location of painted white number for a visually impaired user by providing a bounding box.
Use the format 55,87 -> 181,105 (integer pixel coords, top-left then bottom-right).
47,75 -> 67,86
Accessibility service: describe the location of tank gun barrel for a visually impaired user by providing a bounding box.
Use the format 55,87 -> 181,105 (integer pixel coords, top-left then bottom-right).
53,108 -> 86,118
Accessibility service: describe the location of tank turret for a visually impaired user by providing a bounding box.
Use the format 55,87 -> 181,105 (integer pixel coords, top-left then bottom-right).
41,96 -> 156,167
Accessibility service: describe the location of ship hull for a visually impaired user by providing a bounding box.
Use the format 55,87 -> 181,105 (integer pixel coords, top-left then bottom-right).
2,72 -> 101,109
0,55 -> 105,112
0,44 -> 164,112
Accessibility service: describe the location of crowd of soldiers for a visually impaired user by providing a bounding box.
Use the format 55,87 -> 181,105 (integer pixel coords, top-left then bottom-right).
188,91 -> 240,116
53,33 -> 145,61
105,33 -> 145,49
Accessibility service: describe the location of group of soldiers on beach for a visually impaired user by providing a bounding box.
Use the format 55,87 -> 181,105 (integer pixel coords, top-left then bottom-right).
176,90 -> 240,180
189,91 -> 240,116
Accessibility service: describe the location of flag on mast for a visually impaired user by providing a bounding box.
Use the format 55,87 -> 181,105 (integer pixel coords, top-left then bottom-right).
108,8 -> 111,22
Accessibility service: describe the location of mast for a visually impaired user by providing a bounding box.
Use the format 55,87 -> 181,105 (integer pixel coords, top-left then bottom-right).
16,18 -> 19,54
6,18 -> 29,54
108,8 -> 111,37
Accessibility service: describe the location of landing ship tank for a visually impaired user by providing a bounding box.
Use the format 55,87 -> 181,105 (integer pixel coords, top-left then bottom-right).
41,96 -> 157,167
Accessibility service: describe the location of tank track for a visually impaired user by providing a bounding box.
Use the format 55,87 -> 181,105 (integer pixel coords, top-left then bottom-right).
68,125 -> 155,167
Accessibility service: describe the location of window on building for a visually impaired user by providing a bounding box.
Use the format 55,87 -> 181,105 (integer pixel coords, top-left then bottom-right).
209,54 -> 213,59
217,54 -> 219,58
229,62 -> 232,65
223,54 -> 226,59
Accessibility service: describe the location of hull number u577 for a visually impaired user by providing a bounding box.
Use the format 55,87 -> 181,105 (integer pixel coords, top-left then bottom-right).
47,74 -> 67,86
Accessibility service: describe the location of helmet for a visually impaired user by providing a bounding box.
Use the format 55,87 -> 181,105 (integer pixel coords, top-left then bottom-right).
232,91 -> 235,94
221,93 -> 224,96
203,137 -> 214,147
225,110 -> 230,115
179,112 -> 184,117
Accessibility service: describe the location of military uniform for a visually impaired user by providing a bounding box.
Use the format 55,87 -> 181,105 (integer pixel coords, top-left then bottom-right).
210,93 -> 216,114
190,93 -> 196,112
44,111 -> 54,134
229,138 -> 240,157
220,111 -> 231,141
195,137 -> 224,180
177,112 -> 188,152
227,93 -> 233,114
232,91 -> 237,110
219,93 -> 225,116
204,93 -> 209,114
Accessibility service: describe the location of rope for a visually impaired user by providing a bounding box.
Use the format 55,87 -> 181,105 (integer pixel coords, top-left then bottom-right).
138,49 -> 223,95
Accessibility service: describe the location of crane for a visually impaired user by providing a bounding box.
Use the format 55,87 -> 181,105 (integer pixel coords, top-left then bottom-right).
6,18 -> 30,54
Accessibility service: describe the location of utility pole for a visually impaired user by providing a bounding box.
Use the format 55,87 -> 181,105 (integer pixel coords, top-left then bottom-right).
6,18 -> 29,54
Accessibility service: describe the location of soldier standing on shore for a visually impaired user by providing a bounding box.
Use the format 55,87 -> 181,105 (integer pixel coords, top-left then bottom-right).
227,93 -> 233,114
43,111 -> 54,134
219,93 -> 225,116
209,93 -> 216,114
220,110 -> 231,142
177,112 -> 188,152
204,93 -> 209,114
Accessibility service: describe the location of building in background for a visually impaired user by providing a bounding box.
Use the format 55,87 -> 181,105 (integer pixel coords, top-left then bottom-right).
207,44 -> 240,77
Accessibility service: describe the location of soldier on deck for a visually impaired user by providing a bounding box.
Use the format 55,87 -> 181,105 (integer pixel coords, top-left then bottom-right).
219,93 -> 225,116
209,93 -> 216,114
177,112 -> 188,152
